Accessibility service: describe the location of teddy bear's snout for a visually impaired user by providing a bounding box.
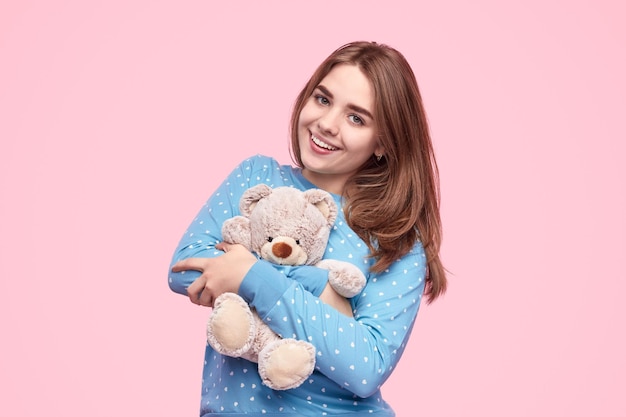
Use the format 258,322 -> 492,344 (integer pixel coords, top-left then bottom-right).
271,241 -> 293,259
261,237 -> 308,266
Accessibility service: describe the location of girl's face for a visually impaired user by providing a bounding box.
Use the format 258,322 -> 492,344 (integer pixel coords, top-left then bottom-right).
298,64 -> 384,195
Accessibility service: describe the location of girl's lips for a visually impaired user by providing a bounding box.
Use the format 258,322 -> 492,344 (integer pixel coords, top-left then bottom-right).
311,133 -> 339,151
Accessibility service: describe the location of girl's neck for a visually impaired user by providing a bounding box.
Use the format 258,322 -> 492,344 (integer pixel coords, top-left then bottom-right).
301,169 -> 345,196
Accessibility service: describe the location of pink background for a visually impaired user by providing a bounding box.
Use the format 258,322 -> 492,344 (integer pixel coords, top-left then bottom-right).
1,1 -> 624,416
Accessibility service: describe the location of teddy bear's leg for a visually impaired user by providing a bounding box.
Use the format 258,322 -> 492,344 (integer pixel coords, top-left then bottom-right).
257,339 -> 316,390
207,292 -> 256,357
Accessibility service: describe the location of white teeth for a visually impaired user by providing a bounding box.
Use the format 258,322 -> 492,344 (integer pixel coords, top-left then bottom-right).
311,135 -> 338,151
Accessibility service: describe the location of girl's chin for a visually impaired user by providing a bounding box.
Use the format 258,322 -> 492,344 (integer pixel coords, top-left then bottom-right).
301,151 -> 334,168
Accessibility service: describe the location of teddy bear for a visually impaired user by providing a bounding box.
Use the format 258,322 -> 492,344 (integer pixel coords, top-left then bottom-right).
206,184 -> 366,390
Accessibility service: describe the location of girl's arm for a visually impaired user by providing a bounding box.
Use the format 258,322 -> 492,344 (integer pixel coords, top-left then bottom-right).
239,246 -> 427,398
168,172 -> 242,297
168,156 -> 331,303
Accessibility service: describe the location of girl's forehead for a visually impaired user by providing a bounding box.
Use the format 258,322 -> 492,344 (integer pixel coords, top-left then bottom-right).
317,65 -> 374,112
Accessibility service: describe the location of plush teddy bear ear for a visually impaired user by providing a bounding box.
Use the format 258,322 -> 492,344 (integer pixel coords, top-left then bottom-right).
239,184 -> 273,217
302,189 -> 338,226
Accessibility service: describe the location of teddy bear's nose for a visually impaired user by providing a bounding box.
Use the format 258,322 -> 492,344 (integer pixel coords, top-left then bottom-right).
272,242 -> 292,259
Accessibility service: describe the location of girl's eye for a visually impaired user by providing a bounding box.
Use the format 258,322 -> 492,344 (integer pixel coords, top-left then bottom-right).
315,95 -> 330,106
349,114 -> 364,125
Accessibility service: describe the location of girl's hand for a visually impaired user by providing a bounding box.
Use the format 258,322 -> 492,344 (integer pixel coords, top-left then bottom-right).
171,243 -> 257,307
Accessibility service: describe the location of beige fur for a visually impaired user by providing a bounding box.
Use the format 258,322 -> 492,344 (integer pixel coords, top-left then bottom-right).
206,185 -> 366,390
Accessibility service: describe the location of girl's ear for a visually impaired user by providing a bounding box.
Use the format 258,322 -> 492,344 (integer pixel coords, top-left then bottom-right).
375,143 -> 385,160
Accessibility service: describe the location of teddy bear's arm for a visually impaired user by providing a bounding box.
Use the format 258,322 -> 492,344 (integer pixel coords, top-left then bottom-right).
221,216 -> 252,250
315,259 -> 366,298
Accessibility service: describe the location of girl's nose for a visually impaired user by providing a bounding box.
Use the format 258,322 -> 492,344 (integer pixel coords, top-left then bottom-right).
317,110 -> 340,136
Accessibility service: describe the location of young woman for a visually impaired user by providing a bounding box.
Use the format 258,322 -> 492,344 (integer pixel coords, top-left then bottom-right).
169,41 -> 447,416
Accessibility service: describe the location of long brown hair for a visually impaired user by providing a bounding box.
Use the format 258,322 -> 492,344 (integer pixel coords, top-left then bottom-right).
290,41 -> 446,303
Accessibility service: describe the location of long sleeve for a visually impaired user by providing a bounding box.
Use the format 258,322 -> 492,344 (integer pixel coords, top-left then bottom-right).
239,244 -> 426,398
167,166 -> 244,296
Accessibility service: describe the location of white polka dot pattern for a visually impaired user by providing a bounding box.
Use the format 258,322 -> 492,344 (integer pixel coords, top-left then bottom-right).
169,155 -> 426,416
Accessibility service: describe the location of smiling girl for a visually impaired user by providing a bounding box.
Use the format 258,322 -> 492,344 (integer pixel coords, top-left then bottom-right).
169,41 -> 447,416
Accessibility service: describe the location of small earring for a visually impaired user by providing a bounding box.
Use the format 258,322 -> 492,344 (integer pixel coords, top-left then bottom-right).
376,153 -> 383,161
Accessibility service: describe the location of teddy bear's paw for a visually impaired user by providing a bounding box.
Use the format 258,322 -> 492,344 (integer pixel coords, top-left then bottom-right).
317,259 -> 367,298
221,216 -> 252,250
257,339 -> 316,390
207,293 -> 256,357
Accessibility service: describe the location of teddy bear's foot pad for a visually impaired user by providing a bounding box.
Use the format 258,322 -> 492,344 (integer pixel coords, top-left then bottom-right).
258,339 -> 316,390
207,293 -> 256,356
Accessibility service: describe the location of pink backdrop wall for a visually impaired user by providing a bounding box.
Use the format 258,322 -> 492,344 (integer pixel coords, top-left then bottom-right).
1,1 -> 624,416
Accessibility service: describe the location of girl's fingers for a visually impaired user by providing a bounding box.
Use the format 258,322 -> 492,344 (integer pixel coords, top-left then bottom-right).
187,275 -> 207,305
198,290 -> 214,307
171,257 -> 207,273
215,242 -> 229,252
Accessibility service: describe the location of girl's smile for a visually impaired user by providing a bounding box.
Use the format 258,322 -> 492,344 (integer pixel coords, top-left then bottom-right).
298,64 -> 384,194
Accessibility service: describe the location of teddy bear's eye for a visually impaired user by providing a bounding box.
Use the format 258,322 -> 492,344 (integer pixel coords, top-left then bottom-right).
295,239 -> 300,245
267,237 -> 273,242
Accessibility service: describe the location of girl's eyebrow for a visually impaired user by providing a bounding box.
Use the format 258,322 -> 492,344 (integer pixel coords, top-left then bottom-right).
316,85 -> 374,120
